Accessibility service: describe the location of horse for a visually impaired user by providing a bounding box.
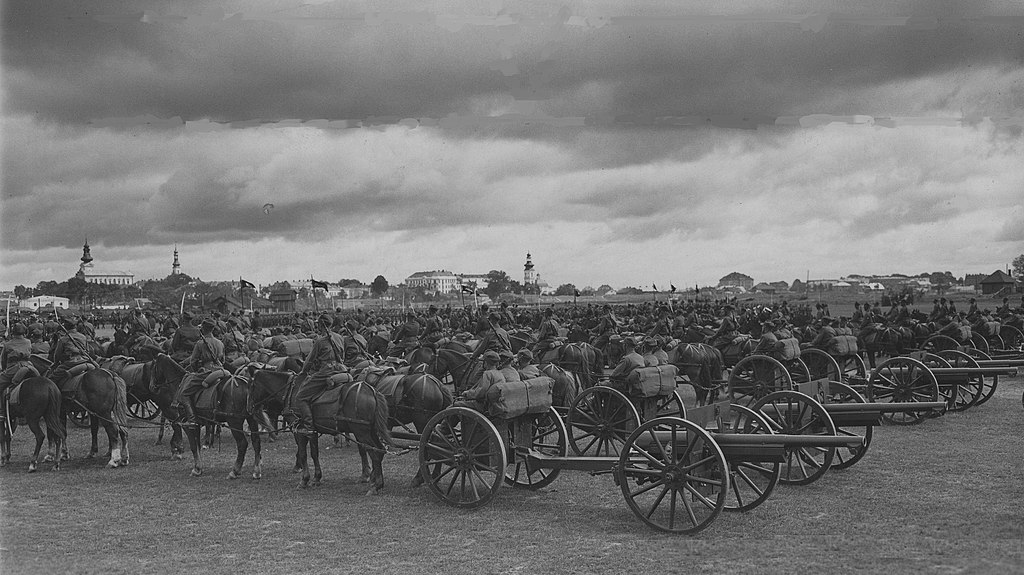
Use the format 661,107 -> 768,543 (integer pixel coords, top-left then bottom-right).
1,376 -> 65,472
555,342 -> 603,390
857,324 -> 905,368
419,347 -> 482,393
172,365 -> 272,480
56,366 -> 129,468
667,342 -> 725,405
293,380 -> 394,493
507,329 -> 535,353
112,355 -> 186,459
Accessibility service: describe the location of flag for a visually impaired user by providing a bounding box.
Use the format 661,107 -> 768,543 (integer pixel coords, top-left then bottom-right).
311,279 -> 329,290
461,284 -> 475,294
670,284 -> 676,293
239,278 -> 256,290
695,284 -> 700,295
574,289 -> 581,297
652,283 -> 658,292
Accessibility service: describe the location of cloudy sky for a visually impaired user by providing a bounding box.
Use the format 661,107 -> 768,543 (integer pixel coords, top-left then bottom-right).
2,0 -> 1023,292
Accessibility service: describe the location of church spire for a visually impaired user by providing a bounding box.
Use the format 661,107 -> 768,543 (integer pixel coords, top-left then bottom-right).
81,238 -> 93,264
172,244 -> 181,275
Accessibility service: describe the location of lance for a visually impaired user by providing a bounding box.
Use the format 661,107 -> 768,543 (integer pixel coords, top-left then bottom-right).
179,290 -> 187,316
4,299 -> 9,337
55,315 -> 100,368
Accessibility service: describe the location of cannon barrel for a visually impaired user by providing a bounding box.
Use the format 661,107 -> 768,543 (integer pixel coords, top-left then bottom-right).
822,401 -> 947,414
631,430 -> 863,449
973,359 -> 1024,368
928,367 -> 1017,376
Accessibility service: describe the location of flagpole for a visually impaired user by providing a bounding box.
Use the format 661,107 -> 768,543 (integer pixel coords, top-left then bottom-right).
5,299 -> 10,337
311,275 -> 319,313
240,276 -> 245,312
179,290 -> 187,316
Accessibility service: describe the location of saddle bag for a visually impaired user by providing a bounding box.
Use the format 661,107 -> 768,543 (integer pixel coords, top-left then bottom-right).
835,327 -> 854,336
773,338 -> 802,361
626,365 -> 678,398
278,339 -> 305,358
202,368 -> 232,387
67,361 -> 95,377
828,335 -> 859,356
958,326 -> 972,341
486,376 -> 554,419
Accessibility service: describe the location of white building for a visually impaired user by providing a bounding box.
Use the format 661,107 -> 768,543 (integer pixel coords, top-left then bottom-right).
21,295 -> 70,310
75,240 -> 134,285
405,270 -> 461,294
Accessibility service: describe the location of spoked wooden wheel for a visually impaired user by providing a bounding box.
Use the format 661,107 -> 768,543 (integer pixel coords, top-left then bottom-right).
616,416 -> 728,534
922,335 -> 961,353
128,394 -> 161,420
718,404 -> 781,512
935,350 -> 984,411
867,357 -> 941,425
728,355 -> 793,407
962,347 -> 998,406
655,390 -> 687,420
836,354 -> 868,389
419,407 -> 507,509
504,407 -> 568,490
969,333 -> 989,354
826,382 -> 873,470
801,349 -> 841,383
999,326 -> 1024,350
567,386 -> 641,457
751,391 -> 837,485
783,358 -> 812,385
907,352 -> 954,415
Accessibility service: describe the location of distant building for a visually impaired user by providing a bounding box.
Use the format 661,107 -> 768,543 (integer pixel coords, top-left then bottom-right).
524,253 -> 537,286
718,272 -> 754,290
269,289 -> 298,313
405,270 -> 460,294
75,240 -> 135,285
751,282 -> 776,294
171,245 -> 181,275
21,295 -> 70,310
458,273 -> 491,290
979,270 -> 1016,295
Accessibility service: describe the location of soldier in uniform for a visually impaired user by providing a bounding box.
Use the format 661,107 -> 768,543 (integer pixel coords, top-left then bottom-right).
811,317 -> 838,349
515,349 -> 542,380
455,351 -> 504,411
125,308 -> 152,357
421,306 -> 444,346
497,350 -> 521,382
1,324 -> 35,415
170,312 -> 201,363
293,316 -> 347,434
711,305 -> 739,349
531,307 -> 561,359
609,337 -> 645,392
48,316 -> 91,389
469,313 -> 512,365
174,319 -> 225,425
591,305 -> 619,351
391,311 -> 422,357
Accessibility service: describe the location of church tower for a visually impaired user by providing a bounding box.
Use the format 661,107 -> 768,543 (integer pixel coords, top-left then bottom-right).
172,244 -> 181,275
77,239 -> 94,278
524,252 -> 536,286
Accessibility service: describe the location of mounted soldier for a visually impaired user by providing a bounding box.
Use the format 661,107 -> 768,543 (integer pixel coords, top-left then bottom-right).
169,312 -> 201,363
293,315 -> 347,435
591,305 -> 619,350
608,337 -> 644,392
390,311 -> 422,358
710,305 -> 739,350
174,319 -> 226,426
454,350 -> 503,411
421,305 -> 444,346
469,313 -> 513,365
515,349 -> 542,379
531,307 -> 561,359
497,350 -> 521,382
48,315 -> 92,389
0,323 -> 37,420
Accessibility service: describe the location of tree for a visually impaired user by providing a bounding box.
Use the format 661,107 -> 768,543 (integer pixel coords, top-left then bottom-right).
1013,254 -> 1024,278
554,283 -> 577,296
790,279 -> 805,293
581,286 -> 596,296
595,285 -> 613,296
371,275 -> 389,297
618,286 -> 643,295
484,270 -> 512,300
14,285 -> 28,300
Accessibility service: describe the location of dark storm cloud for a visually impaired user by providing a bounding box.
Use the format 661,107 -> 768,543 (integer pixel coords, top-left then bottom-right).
4,1 -> 1023,125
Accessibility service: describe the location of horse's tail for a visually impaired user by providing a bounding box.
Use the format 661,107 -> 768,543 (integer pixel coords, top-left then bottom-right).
431,374 -> 454,408
44,379 -> 66,439
110,372 -> 130,433
371,386 -> 393,448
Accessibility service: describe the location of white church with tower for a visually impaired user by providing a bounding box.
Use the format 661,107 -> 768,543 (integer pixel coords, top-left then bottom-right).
523,252 -> 554,295
74,239 -> 135,285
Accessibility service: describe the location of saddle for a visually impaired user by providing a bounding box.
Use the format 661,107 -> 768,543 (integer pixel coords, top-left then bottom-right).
193,371 -> 237,414
57,362 -> 96,396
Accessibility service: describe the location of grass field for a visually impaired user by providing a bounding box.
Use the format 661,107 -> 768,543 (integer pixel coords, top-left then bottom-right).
2,374 -> 1023,575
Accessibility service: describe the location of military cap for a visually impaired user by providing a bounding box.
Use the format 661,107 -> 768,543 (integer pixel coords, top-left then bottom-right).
482,350 -> 500,362
200,319 -> 216,331
11,323 -> 27,336
498,349 -> 514,359
517,349 -> 534,360
623,337 -> 637,347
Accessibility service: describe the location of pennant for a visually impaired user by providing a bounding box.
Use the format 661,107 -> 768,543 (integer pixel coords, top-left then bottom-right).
574,289 -> 581,297
461,284 -> 476,294
695,284 -> 700,295
311,279 -> 329,290
239,278 -> 256,290
652,283 -> 658,292
670,283 -> 677,293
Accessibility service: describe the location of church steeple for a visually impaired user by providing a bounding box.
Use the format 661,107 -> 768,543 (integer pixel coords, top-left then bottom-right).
524,252 -> 536,286
172,244 -> 181,275
81,239 -> 93,265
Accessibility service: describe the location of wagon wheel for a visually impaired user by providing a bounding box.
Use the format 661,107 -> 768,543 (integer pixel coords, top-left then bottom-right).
127,393 -> 161,420
989,335 -> 1006,351
867,357 -> 941,425
826,381 -> 873,470
728,355 -> 793,407
935,350 -> 985,411
655,390 -> 687,420
922,335 -> 960,353
837,354 -> 869,390
969,332 -> 989,354
504,407 -> 568,490
961,347 -> 999,406
784,358 -> 812,385
567,386 -> 641,457
906,352 -> 954,414
801,349 -> 841,383
999,326 -> 1024,350
751,391 -> 837,485
418,407 -> 507,509
616,416 -> 728,534
719,404 -> 780,512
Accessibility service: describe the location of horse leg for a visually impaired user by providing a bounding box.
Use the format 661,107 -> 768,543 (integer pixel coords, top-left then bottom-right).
310,434 -> 322,487
249,416 -> 263,480
88,413 -> 100,459
295,433 -> 311,488
358,444 -> 371,483
184,420 -> 203,476
227,419 -> 248,480
1,423 -> 12,467
365,438 -> 385,496
28,418 -> 45,473
47,424 -> 62,472
120,429 -> 130,466
170,423 -> 184,459
155,415 -> 166,445
104,421 -> 122,468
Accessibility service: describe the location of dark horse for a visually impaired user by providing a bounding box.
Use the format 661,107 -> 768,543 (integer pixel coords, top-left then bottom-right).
56,367 -> 129,468
857,324 -> 906,368
416,348 -> 482,393
554,342 -> 603,390
293,380 -> 394,493
1,376 -> 65,472
111,355 -> 186,459
156,355 -> 272,479
668,342 -> 725,405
